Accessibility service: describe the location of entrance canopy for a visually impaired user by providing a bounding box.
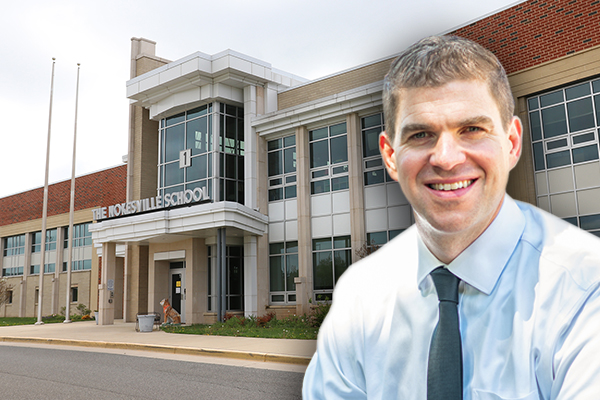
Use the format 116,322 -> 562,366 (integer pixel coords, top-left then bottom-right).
90,201 -> 268,244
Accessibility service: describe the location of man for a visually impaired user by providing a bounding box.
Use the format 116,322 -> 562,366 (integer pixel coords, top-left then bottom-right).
303,35 -> 600,399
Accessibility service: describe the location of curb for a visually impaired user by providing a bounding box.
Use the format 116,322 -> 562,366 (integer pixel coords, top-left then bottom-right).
0,336 -> 311,366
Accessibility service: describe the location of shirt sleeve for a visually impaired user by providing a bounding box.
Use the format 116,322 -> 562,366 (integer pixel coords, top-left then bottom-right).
551,284 -> 600,399
302,273 -> 369,400
302,311 -> 368,400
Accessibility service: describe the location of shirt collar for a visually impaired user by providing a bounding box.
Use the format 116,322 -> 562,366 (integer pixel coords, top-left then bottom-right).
417,194 -> 525,295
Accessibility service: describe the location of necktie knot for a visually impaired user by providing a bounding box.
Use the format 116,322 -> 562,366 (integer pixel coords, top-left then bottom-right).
430,267 -> 460,303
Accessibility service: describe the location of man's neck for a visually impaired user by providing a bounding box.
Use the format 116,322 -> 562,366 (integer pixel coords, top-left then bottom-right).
415,201 -> 504,265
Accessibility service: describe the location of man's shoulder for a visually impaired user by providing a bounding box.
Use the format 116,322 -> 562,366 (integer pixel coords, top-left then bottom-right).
333,226 -> 420,300
516,200 -> 600,289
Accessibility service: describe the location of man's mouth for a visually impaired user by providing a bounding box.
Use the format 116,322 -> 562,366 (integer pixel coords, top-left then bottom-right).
428,179 -> 474,191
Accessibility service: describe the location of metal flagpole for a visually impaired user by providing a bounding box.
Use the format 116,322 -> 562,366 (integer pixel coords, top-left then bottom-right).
64,63 -> 80,324
36,58 -> 56,325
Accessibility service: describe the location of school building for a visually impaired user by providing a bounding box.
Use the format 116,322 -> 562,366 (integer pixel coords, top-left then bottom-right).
4,0 -> 600,323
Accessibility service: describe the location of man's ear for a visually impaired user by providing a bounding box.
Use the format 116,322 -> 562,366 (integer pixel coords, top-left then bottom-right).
379,131 -> 399,182
507,116 -> 523,170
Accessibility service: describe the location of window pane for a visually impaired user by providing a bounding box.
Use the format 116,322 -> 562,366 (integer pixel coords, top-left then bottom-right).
573,132 -> 595,145
365,158 -> 382,168
572,144 -> 599,164
310,128 -> 328,141
533,142 -> 545,171
269,256 -> 285,292
363,128 -> 381,158
362,114 -> 382,129
567,98 -> 595,133
310,140 -> 329,168
187,154 -> 208,181
313,238 -> 332,251
580,214 -> 600,230
594,95 -> 600,126
187,105 -> 207,119
165,112 -> 185,127
225,180 -> 236,201
283,135 -> 295,147
333,236 -> 351,249
527,97 -> 539,110
563,217 -> 578,226
330,123 -> 347,137
164,162 -> 184,186
313,252 -> 333,290
593,80 -> 600,93
284,147 -> 296,173
365,170 -> 385,185
540,90 -> 564,107
541,105 -> 568,138
333,249 -> 351,283
186,117 -> 208,155
268,138 -> 281,151
546,150 -> 571,169
284,185 -> 297,199
565,83 -> 590,100
367,231 -> 387,246
546,139 -> 568,150
529,111 -> 542,142
311,179 -> 330,194
330,136 -> 348,164
268,188 -> 283,201
286,254 -> 299,292
331,176 -> 349,191
164,124 -> 185,162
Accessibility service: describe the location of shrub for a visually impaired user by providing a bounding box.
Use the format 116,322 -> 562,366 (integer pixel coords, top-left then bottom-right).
256,312 -> 276,327
308,298 -> 331,328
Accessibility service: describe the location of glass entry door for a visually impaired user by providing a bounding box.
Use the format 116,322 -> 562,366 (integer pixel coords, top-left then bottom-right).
169,262 -> 185,323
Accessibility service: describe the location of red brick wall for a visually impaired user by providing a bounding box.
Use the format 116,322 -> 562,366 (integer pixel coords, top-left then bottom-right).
450,0 -> 600,74
0,165 -> 127,227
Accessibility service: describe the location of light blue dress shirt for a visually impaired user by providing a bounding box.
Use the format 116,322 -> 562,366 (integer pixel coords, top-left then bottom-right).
303,196 -> 600,399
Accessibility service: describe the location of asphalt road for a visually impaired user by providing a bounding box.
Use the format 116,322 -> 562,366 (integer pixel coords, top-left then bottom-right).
0,345 -> 304,399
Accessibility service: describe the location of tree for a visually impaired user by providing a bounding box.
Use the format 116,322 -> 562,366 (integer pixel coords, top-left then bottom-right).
354,240 -> 381,260
0,278 -> 14,306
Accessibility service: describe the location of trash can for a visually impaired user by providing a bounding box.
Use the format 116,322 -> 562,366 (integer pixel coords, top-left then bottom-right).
137,314 -> 155,332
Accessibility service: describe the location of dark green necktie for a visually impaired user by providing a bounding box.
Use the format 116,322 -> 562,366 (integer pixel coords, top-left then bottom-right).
427,267 -> 462,400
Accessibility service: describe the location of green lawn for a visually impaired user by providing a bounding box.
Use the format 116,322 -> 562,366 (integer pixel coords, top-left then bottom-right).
161,313 -> 323,340
0,315 -> 89,326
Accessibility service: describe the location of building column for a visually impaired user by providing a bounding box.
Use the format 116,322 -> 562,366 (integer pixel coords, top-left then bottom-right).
244,85 -> 258,210
187,238 -> 207,324
243,235 -> 258,317
98,242 -> 116,325
347,113 -> 366,262
295,125 -> 312,316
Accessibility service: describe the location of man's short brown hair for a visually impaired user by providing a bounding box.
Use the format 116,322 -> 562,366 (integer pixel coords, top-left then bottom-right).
383,35 -> 514,140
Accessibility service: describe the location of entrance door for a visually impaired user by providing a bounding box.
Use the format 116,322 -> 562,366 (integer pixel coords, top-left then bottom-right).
169,263 -> 186,323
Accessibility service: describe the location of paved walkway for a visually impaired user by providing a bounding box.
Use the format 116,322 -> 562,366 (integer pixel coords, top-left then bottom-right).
0,320 -> 316,366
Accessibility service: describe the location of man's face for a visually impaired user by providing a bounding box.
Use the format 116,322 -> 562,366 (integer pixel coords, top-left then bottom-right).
380,80 -> 522,240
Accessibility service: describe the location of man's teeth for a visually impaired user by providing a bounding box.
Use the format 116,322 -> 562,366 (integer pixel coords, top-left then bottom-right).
429,180 -> 473,191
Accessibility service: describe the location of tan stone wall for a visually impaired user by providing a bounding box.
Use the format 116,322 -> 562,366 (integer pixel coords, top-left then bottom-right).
278,58 -> 393,110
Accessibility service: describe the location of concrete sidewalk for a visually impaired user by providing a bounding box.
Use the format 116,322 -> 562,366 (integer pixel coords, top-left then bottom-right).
0,320 -> 316,366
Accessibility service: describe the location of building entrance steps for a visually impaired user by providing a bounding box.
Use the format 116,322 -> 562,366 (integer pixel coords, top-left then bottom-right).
0,320 -> 316,366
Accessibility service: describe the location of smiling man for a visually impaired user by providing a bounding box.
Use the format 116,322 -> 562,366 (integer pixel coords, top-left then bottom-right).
303,36 -> 600,399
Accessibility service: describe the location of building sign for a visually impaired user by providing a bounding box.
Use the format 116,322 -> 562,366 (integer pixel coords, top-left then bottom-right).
92,186 -> 210,221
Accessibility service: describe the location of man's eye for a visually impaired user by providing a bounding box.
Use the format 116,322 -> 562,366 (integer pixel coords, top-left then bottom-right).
465,126 -> 482,133
413,132 -> 427,139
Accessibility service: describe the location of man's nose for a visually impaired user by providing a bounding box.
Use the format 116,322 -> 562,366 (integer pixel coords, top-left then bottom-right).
429,133 -> 466,170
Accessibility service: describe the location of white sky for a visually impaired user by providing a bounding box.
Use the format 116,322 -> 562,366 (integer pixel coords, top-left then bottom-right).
0,0 -> 523,199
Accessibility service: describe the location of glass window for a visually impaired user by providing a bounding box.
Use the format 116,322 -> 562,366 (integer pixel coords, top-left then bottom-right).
310,140 -> 329,169
267,134 -> 296,202
4,234 -> 25,257
547,139 -> 568,150
541,105 -> 568,138
540,90 -> 564,107
573,132 -> 595,145
529,112 -> 542,142
567,98 -> 595,133
528,97 -> 539,110
546,150 -> 571,169
580,214 -> 600,231
269,241 -> 299,304
309,123 -> 349,195
565,83 -> 591,101
572,144 -> 599,164
533,142 -> 545,171
312,236 -> 352,296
